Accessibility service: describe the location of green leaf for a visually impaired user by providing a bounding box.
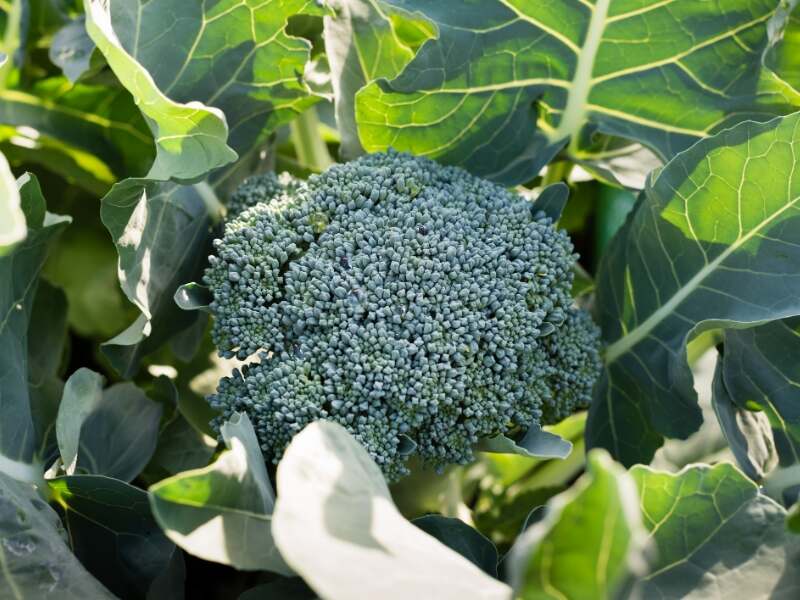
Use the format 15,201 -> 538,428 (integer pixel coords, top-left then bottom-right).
57,369 -> 162,482
0,472 -> 115,599
631,462 -> 800,597
507,450 -> 648,600
412,515 -> 499,577
272,421 -> 512,600
323,0 -> 436,158
100,180 -> 214,377
711,352 -> 777,481
28,281 -> 69,463
142,416 -> 217,484
533,182 -> 568,222
717,318 -> 800,469
0,150 -> 25,250
478,425 -> 572,460
0,173 -> 69,477
0,78 -> 155,179
49,16 -> 97,83
48,475 -> 178,600
149,412 -> 288,573
587,111 -> 800,466
789,500 -> 800,534
354,0 -> 796,185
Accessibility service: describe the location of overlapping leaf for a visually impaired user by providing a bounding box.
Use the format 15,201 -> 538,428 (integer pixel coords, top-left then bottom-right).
0,173 -> 69,478
353,0 -> 796,185
631,463 -> 800,597
0,149 -> 25,249
587,111 -> 800,466
0,472 -> 115,599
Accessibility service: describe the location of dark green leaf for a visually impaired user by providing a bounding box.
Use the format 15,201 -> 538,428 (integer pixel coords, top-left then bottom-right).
587,112 -> 800,466
507,450 -> 648,600
355,0 -> 795,184
49,16 -> 97,82
49,475 -> 178,600
100,180 -> 213,377
239,578 -> 317,600
142,416 -> 216,485
413,515 -> 499,577
0,173 -> 69,477
533,183 -> 568,222
0,472 -> 115,599
718,319 -> 800,469
631,462 -> 800,597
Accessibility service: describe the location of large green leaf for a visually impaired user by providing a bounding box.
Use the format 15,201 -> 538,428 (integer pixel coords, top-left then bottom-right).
507,450 -> 648,600
354,0 -> 796,184
631,463 -> 800,597
716,319 -> 800,469
0,173 -> 69,478
271,421 -> 511,600
323,0 -> 435,158
0,149 -> 24,250
57,369 -> 162,482
0,472 -> 115,599
100,179 -> 213,377
412,515 -> 499,577
149,412 -> 288,573
49,475 -> 179,600
586,111 -> 800,466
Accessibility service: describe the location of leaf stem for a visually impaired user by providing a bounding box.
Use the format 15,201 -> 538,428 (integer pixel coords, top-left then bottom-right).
289,107 -> 333,172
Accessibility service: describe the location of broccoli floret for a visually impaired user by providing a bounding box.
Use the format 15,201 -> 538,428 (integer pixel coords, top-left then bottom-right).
204,151 -> 601,480
224,171 -> 300,220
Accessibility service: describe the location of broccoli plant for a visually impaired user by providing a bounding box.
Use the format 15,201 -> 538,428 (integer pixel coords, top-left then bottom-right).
204,152 -> 601,479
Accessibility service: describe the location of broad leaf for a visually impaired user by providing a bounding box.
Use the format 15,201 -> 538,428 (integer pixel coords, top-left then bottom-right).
49,475 -> 179,600
323,0 -> 435,158
717,319 -> 800,469
149,412 -> 288,573
272,421 -> 512,600
49,16 -> 97,83
412,515 -> 499,577
631,463 -> 800,597
478,425 -> 572,460
100,180 -> 213,376
0,472 -> 115,599
354,0 -> 795,184
57,369 -> 162,481
507,450 -> 648,600
587,111 -> 800,466
0,149 -> 25,250
0,173 -> 69,477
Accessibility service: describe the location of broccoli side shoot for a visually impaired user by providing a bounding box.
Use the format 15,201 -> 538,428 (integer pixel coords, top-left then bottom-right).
204,151 -> 601,480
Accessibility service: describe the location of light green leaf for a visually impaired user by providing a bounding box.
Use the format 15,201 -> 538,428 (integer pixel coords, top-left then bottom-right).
100,180 -> 214,377
323,0 -> 436,158
631,462 -> 800,597
478,425 -> 572,460
272,420 -> 512,600
507,450 -> 648,600
0,173 -> 69,475
48,475 -> 178,599
57,369 -> 163,482
149,412 -> 289,573
0,150 -> 24,250
0,472 -> 115,599
587,111 -> 800,466
83,0 -> 237,181
355,0 -> 796,184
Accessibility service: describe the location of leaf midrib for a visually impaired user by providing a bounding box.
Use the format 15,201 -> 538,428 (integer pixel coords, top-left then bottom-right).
605,193 -> 800,364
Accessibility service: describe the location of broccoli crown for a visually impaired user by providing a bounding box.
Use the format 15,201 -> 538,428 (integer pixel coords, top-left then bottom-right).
204,151 -> 601,480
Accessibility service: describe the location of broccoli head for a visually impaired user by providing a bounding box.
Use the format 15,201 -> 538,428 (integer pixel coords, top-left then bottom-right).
204,151 -> 601,480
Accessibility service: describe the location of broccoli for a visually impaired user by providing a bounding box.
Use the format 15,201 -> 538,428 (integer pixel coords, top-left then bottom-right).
204,151 -> 601,480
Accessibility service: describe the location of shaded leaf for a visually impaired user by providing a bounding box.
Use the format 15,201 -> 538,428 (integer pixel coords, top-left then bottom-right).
478,425 -> 572,460
533,182 -> 568,222
631,462 -> 800,598
272,421 -> 511,600
0,472 -> 114,599
149,412 -> 288,573
507,450 -> 648,600
355,0 -> 796,185
412,515 -> 499,577
587,112 -> 800,466
49,16 -> 97,82
0,173 -> 69,476
49,475 -> 178,600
